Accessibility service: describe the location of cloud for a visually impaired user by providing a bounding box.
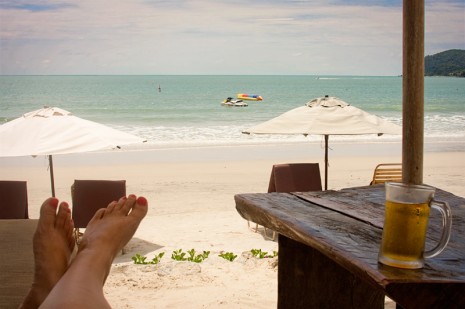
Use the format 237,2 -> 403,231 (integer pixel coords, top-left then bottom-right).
0,0 -> 463,75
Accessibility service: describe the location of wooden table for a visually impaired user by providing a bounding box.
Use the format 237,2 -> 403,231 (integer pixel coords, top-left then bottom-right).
235,185 -> 465,309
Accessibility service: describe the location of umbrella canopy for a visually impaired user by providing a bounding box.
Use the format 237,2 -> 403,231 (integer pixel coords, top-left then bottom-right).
243,96 -> 401,190
0,106 -> 146,196
0,107 -> 145,156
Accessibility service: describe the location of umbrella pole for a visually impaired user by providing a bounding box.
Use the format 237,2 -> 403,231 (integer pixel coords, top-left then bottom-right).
49,155 -> 56,197
324,135 -> 328,190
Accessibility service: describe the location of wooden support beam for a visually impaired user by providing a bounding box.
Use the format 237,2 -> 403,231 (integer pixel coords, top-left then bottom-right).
402,0 -> 424,185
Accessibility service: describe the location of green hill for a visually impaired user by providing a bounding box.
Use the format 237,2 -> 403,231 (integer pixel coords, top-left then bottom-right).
425,49 -> 465,77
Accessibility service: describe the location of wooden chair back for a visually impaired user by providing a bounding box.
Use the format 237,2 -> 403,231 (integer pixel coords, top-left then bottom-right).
71,180 -> 126,228
268,163 -> 322,193
370,163 -> 402,185
0,181 -> 28,219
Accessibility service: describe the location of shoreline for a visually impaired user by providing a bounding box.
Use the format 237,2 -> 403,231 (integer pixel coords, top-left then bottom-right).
2,139 -> 465,167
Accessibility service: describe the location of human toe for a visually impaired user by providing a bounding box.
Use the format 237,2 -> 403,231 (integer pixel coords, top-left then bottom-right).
119,195 -> 137,215
129,196 -> 148,220
38,198 -> 59,226
105,200 -> 119,214
55,202 -> 70,229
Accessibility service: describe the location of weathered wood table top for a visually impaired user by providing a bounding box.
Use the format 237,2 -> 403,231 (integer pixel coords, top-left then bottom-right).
235,185 -> 465,308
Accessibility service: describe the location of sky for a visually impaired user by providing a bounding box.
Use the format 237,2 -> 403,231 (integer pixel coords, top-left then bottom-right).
0,0 -> 464,75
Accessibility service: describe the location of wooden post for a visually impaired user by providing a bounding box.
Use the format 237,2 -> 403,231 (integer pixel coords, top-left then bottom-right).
402,0 -> 424,185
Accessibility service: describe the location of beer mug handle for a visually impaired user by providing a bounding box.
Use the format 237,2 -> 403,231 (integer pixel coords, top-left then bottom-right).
424,200 -> 452,258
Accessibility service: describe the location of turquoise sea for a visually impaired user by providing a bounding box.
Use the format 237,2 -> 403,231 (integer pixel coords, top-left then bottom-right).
1,75 -> 464,149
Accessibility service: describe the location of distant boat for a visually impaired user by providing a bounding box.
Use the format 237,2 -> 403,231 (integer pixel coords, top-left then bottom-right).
237,93 -> 263,101
221,97 -> 248,107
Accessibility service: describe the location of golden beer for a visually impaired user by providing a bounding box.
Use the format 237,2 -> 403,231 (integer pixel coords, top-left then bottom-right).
378,200 -> 430,268
379,182 -> 452,269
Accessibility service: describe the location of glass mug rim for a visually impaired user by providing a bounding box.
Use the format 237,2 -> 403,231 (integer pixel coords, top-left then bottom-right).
386,181 -> 434,192
385,182 -> 435,204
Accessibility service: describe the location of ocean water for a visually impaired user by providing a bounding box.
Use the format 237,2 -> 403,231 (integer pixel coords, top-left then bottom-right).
1,75 -> 464,149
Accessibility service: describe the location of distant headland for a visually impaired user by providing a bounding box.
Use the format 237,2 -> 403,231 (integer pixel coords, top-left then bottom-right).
425,49 -> 465,77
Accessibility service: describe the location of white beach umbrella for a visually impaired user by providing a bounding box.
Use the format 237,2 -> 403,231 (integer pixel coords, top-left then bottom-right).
0,106 -> 146,196
243,96 -> 401,190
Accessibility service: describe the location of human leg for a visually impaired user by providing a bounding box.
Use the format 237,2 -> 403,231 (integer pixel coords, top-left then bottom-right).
20,198 -> 75,309
40,195 -> 148,308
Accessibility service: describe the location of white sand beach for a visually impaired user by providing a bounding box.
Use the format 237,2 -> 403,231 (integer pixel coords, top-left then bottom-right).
2,141 -> 464,308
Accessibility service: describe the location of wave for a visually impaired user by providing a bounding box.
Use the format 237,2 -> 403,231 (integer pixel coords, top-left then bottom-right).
111,113 -> 465,149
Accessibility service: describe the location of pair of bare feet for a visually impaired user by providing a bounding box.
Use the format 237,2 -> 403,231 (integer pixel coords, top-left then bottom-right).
20,194 -> 148,309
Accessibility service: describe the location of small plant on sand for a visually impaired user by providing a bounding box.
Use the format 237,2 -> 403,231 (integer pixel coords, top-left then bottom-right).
132,253 -> 148,264
219,251 -> 237,262
151,252 -> 165,264
251,249 -> 278,259
132,252 -> 165,265
171,249 -> 187,261
187,249 -> 210,263
171,249 -> 210,263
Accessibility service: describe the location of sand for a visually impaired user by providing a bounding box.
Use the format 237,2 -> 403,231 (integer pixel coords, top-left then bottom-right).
1,141 -> 464,308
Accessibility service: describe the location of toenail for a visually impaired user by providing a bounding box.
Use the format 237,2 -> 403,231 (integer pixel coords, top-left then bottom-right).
50,198 -> 59,209
129,194 -> 136,199
136,196 -> 148,206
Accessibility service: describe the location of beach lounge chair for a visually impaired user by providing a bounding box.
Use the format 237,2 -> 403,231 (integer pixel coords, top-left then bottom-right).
0,219 -> 37,308
370,163 -> 402,185
268,163 -> 322,193
0,180 -> 29,219
251,163 -> 322,240
71,180 -> 126,244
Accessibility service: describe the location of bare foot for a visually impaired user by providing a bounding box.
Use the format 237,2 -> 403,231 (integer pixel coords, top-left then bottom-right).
20,198 -> 75,309
77,194 -> 148,283
40,195 -> 148,308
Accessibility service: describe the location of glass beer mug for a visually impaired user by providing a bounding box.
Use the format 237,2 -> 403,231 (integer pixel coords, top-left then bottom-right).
378,182 -> 452,269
